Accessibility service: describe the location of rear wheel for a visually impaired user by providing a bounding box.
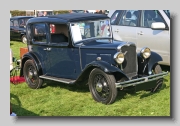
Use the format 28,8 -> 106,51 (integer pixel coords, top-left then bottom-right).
151,64 -> 163,92
21,35 -> 27,44
88,68 -> 117,104
23,59 -> 43,89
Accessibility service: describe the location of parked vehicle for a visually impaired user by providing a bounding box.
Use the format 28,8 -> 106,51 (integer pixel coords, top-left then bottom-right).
20,13 -> 168,104
10,16 -> 34,44
72,10 -> 85,13
108,10 -> 170,66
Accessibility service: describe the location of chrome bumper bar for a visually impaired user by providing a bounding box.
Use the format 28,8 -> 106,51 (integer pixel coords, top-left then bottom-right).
115,71 -> 169,88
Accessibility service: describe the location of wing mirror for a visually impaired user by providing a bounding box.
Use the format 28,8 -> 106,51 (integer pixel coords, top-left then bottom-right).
151,22 -> 167,30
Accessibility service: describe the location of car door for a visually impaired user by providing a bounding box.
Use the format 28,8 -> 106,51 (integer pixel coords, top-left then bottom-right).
136,10 -> 170,65
111,10 -> 140,46
30,23 -> 52,75
47,23 -> 76,79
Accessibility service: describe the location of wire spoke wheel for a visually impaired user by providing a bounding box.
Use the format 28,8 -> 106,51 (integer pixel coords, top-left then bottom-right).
27,65 -> 38,85
23,59 -> 43,89
89,68 -> 117,104
93,74 -> 110,100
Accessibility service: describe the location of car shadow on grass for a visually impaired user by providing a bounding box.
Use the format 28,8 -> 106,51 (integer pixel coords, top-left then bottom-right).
115,81 -> 169,102
10,93 -> 39,116
41,80 -> 90,93
11,104 -> 39,116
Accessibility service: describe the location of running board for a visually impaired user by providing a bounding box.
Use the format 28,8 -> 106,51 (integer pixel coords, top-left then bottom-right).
39,75 -> 75,84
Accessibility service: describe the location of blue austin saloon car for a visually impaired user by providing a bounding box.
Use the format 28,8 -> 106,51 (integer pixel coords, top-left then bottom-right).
20,13 -> 168,104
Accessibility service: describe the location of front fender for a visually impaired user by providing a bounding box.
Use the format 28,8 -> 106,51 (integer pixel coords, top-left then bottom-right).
20,52 -> 43,76
148,51 -> 162,73
137,51 -> 162,75
74,60 -> 129,84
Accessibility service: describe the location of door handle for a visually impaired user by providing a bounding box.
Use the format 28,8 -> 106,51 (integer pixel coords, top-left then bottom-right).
114,29 -> 119,33
138,31 -> 144,35
43,48 -> 51,51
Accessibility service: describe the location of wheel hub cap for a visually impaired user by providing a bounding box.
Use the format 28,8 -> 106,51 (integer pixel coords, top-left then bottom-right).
23,37 -> 27,43
28,71 -> 33,79
96,83 -> 103,92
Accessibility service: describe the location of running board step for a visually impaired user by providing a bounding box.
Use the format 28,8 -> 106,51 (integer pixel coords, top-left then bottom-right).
39,75 -> 75,84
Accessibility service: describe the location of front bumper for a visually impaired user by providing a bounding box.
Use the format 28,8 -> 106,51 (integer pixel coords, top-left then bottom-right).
115,71 -> 169,88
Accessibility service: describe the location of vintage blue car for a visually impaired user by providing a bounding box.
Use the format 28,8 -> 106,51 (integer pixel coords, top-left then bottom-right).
20,13 -> 168,104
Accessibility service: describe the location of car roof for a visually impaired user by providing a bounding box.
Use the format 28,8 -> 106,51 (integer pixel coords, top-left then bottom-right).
49,13 -> 109,21
27,13 -> 109,24
10,16 -> 34,19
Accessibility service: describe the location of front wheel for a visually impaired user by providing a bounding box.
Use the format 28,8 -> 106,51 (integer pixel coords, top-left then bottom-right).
88,68 -> 117,104
23,59 -> 43,89
151,64 -> 163,92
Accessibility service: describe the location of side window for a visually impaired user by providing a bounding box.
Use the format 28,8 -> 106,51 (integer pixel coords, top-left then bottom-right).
19,19 -> 25,26
49,24 -> 69,44
14,20 -> 19,27
110,10 -> 122,25
119,10 -> 139,27
141,10 -> 166,28
32,23 -> 47,43
10,20 -> 13,26
26,24 -> 32,41
163,10 -> 170,18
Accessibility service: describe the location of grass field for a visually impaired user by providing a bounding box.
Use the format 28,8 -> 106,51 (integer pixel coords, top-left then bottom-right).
10,41 -> 171,116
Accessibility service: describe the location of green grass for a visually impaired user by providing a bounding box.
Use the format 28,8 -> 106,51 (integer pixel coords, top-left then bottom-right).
10,41 -> 171,116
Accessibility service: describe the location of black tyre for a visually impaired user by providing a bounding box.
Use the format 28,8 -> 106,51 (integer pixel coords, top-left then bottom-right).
21,35 -> 27,44
23,59 -> 43,89
151,64 -> 163,92
88,68 -> 117,104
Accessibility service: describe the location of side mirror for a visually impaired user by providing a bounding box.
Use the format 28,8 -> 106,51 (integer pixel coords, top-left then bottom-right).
151,22 -> 167,30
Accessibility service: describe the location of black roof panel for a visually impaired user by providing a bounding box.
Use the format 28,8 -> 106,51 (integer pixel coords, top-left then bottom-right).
47,13 -> 109,22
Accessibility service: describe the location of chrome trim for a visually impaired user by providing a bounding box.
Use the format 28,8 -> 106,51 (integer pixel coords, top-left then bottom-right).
96,57 -> 101,61
117,42 -> 138,73
115,71 -> 169,88
113,52 -> 124,64
79,43 -> 83,71
39,76 -> 75,84
117,42 -> 136,51
140,47 -> 151,59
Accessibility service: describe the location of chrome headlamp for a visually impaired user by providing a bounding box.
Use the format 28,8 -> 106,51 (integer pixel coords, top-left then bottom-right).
114,52 -> 124,64
140,47 -> 151,59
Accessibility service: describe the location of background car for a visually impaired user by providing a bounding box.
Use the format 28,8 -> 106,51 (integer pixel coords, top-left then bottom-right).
108,10 -> 170,66
72,10 -> 85,13
10,16 -> 34,44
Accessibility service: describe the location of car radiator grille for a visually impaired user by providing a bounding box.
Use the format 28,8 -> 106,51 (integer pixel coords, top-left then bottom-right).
120,45 -> 137,78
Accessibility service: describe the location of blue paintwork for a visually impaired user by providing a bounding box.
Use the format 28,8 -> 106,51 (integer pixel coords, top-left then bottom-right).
30,44 -> 52,76
137,51 -> 163,75
20,51 -> 43,76
148,51 -> 162,72
75,60 -> 129,83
